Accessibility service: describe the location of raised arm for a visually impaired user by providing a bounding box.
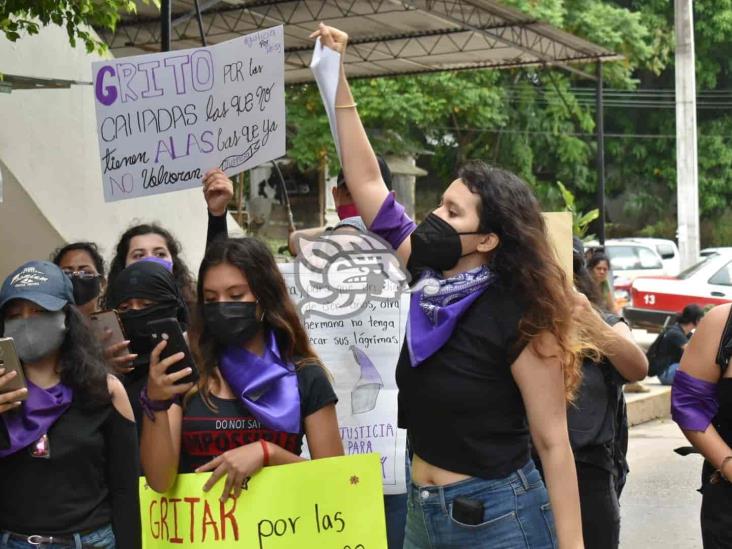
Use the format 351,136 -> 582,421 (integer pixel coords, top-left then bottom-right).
674,304 -> 731,479
311,24 -> 413,264
203,169 -> 234,247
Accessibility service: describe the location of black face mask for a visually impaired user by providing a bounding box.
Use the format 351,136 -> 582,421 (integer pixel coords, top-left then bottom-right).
409,213 -> 484,272
69,274 -> 102,307
203,302 -> 262,347
119,303 -> 181,356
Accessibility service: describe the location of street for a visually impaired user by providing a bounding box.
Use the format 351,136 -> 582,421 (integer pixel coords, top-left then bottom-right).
620,419 -> 704,548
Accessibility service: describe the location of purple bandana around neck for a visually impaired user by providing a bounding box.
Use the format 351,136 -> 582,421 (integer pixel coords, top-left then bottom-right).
0,380 -> 72,458
218,331 -> 301,433
407,265 -> 495,367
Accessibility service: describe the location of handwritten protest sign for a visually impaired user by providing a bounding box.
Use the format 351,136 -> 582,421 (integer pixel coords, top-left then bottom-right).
278,259 -> 409,495
140,454 -> 386,549
543,212 -> 573,279
92,26 -> 285,202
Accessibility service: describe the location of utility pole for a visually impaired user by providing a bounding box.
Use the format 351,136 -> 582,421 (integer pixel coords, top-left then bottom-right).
596,62 -> 606,245
675,0 -> 700,268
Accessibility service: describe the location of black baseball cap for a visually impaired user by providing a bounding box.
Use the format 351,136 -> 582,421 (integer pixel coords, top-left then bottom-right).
0,261 -> 75,311
337,155 -> 393,191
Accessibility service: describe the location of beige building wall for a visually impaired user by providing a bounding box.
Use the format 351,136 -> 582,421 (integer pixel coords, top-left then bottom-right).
0,26 -> 241,280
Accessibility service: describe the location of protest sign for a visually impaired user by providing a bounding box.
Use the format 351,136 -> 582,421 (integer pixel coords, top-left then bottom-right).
92,26 -> 285,202
140,454 -> 386,549
278,259 -> 409,495
543,212 -> 573,279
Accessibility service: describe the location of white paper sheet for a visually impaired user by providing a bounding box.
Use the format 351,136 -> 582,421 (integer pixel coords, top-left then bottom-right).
309,38 -> 343,162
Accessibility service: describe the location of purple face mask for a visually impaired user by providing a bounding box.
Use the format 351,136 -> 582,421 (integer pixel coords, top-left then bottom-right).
138,256 -> 174,272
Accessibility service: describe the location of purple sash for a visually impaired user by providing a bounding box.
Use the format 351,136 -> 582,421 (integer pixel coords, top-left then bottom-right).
0,380 -> 72,458
407,266 -> 495,367
218,332 -> 301,433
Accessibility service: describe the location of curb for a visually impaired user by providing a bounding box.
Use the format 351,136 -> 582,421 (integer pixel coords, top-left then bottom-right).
626,381 -> 671,427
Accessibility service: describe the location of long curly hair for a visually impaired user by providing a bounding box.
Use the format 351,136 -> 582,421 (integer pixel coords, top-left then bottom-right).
459,161 -> 601,401
106,224 -> 196,306
191,238 -> 325,410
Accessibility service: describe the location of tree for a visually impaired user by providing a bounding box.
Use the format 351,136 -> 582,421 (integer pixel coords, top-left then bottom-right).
0,0 -> 150,53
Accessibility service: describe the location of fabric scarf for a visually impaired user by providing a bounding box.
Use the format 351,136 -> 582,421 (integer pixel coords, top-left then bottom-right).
0,380 -> 72,458
407,265 -> 495,367
218,331 -> 301,433
106,260 -> 188,326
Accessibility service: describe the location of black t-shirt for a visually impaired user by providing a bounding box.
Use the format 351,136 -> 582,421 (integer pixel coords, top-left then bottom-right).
657,324 -> 690,367
396,281 -> 529,479
0,399 -> 141,547
568,314 -> 629,477
179,363 -> 337,473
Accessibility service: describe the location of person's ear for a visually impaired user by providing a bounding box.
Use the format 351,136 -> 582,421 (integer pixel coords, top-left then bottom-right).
477,233 -> 500,254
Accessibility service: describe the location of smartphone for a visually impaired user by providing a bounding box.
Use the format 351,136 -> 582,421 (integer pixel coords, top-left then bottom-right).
0,338 -> 28,400
147,318 -> 199,385
90,310 -> 129,357
452,497 -> 484,526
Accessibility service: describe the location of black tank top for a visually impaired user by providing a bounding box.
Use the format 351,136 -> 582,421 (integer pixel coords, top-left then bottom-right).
396,282 -> 529,479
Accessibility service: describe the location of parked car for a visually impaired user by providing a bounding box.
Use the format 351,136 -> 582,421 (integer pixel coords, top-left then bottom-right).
586,239 -> 669,309
616,237 -> 681,276
700,247 -> 732,261
624,250 -> 732,331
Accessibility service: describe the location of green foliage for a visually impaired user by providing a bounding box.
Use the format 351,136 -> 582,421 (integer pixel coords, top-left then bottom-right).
0,0 -> 153,53
284,0 -> 732,244
557,181 -> 599,237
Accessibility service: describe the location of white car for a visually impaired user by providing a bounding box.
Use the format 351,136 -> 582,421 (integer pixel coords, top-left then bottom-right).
616,238 -> 681,276
586,239 -> 668,280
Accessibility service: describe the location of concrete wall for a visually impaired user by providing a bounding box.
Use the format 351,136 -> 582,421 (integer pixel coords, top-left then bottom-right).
0,26 -> 241,279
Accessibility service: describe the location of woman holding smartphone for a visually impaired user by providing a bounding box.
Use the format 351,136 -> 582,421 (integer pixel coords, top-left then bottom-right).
0,261 -> 140,549
105,260 -> 189,434
139,237 -> 343,501
310,23 -> 594,549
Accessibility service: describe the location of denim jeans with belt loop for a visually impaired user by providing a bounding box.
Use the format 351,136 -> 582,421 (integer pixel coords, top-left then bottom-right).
0,523 -> 116,549
404,459 -> 557,549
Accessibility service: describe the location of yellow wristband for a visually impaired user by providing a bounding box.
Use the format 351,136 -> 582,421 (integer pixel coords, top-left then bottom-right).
335,103 -> 357,109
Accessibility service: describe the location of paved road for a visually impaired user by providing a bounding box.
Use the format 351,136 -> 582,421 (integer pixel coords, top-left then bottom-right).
620,419 -> 704,548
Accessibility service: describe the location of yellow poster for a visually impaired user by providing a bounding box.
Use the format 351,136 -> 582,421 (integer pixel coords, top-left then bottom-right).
140,454 -> 387,549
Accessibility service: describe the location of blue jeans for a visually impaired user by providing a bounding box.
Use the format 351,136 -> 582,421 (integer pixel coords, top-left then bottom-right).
385,493 -> 407,548
0,524 -> 115,549
404,460 -> 556,549
658,362 -> 680,386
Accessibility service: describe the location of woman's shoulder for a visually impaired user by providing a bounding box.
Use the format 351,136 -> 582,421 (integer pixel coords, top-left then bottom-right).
107,375 -> 135,421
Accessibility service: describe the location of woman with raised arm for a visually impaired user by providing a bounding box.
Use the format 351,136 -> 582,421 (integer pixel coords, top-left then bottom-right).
311,23 -> 589,549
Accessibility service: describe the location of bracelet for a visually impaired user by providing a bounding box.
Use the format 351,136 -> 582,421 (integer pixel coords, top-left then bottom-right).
720,455 -> 732,481
260,439 -> 270,467
335,102 -> 357,109
139,385 -> 174,422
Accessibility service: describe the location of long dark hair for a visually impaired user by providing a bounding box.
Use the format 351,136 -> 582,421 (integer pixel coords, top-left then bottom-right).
574,252 -> 602,308
193,238 -> 324,408
59,306 -> 111,407
52,242 -> 106,276
107,224 -> 196,305
458,160 -> 596,400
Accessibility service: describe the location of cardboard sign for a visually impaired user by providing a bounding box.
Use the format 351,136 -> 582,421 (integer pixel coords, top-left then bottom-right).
140,454 -> 386,549
543,212 -> 573,279
278,261 -> 409,496
92,26 -> 285,202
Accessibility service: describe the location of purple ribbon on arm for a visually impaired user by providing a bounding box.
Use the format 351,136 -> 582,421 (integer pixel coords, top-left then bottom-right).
407,266 -> 495,367
218,332 -> 301,434
0,381 -> 72,458
671,369 -> 719,432
369,193 -> 417,251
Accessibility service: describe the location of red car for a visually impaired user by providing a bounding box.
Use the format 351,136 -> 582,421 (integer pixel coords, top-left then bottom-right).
624,251 -> 732,331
